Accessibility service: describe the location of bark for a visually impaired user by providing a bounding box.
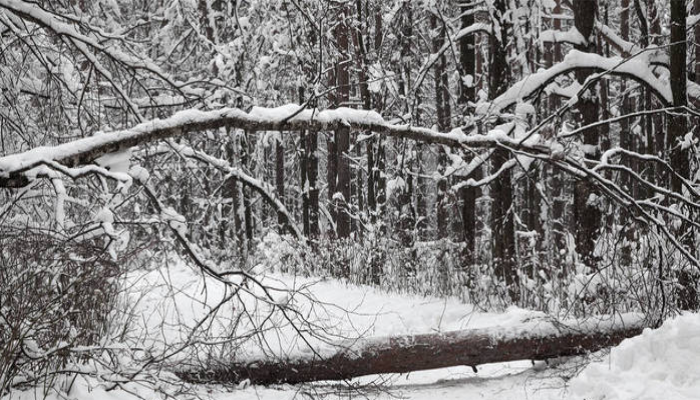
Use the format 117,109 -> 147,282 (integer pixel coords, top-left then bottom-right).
619,0 -> 634,267
355,0 -> 375,218
458,4 -> 480,256
696,0 -> 700,82
275,137 -> 285,232
373,3 -> 386,229
176,318 -> 645,385
299,87 -> 310,237
395,2 -> 415,245
432,12 -> 450,240
327,67 -> 338,238
334,5 -> 351,239
306,129 -> 320,238
669,0 -> 697,311
572,0 -> 601,268
634,0 -> 652,200
240,132 -> 254,246
542,1 -> 566,270
0,105 -> 548,189
489,0 -> 517,299
649,0 -> 664,184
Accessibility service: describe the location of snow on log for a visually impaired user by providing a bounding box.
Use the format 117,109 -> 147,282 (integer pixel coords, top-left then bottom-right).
0,105 -> 540,188
175,314 -> 645,385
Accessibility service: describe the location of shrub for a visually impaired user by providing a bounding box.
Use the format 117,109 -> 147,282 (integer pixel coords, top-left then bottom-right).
0,227 -> 119,395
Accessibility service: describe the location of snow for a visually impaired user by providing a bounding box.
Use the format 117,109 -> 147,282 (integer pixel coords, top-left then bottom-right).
248,104 -> 385,127
160,206 -> 188,236
6,363 -> 570,400
568,313 -> 700,400
539,28 -> 585,46
2,252 -> 654,400
478,49 -> 672,116
95,148 -> 132,173
125,257 -> 551,362
0,105 -> 486,184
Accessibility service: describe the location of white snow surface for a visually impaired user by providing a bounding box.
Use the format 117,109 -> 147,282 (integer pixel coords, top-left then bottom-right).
124,258 -> 556,362
2,255 -> 664,400
6,256 -> 583,400
568,313 -> 700,400
477,49 -> 672,116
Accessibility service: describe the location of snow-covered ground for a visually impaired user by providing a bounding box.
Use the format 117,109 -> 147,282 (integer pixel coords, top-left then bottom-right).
5,258 -> 699,400
568,313 -> 700,400
123,258 -> 551,362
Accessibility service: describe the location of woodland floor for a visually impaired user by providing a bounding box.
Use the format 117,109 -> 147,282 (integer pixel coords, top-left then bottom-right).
6,257 -> 699,400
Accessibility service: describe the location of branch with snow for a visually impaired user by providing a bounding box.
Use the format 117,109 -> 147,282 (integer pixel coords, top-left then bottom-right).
0,104 -> 540,188
478,49 -> 672,116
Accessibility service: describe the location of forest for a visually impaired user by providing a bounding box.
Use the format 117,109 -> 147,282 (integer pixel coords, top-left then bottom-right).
0,0 -> 699,399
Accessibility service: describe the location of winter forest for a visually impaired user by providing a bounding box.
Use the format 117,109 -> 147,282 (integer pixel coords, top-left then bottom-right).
1,0 -> 699,398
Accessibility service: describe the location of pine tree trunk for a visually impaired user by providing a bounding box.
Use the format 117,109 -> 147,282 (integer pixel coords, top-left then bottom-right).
307,127 -> 320,239
275,137 -> 285,232
572,0 -> 601,268
334,6 -> 352,239
669,0 -> 697,310
355,0 -> 375,221
696,0 -> 700,82
177,318 -> 645,385
432,13 -> 450,240
619,0 -> 634,267
458,4 -> 480,258
489,0 -> 517,300
299,87 -> 310,237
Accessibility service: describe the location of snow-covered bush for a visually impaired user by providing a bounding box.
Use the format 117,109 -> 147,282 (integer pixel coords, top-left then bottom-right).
0,228 -> 119,395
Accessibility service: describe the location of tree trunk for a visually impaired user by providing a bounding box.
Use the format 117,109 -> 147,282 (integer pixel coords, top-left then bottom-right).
176,318 -> 645,385
307,129 -> 320,239
334,5 -> 351,239
458,3 -> 480,258
299,87 -> 310,237
432,12 -> 450,240
275,137 -> 285,232
327,66 -> 338,238
649,0 -> 664,186
669,0 -> 697,310
355,0 -> 375,221
696,0 -> 700,82
489,0 -> 517,299
619,0 -> 634,267
545,0 -> 568,271
572,0 -> 601,268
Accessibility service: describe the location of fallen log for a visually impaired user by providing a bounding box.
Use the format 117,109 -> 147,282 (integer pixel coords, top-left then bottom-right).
175,314 -> 645,385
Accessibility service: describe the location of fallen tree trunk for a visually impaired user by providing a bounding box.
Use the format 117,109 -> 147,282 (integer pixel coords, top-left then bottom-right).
175,315 -> 645,385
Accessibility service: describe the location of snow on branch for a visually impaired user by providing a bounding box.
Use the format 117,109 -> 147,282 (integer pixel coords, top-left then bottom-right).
0,0 -> 185,98
0,105 -> 540,188
595,21 -> 668,66
539,27 -> 586,46
478,49 -> 672,116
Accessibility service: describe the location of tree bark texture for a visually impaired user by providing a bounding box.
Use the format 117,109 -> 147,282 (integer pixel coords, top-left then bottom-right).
572,0 -> 601,268
176,318 -> 645,385
488,0 -> 517,299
